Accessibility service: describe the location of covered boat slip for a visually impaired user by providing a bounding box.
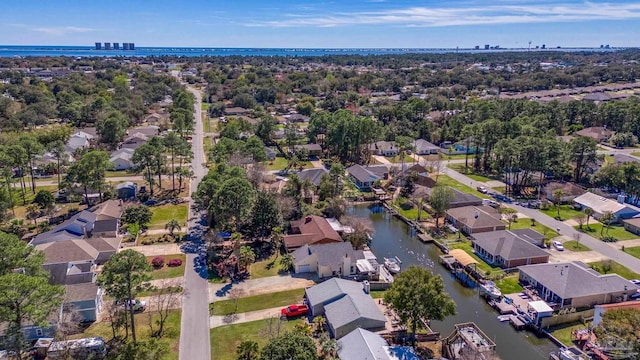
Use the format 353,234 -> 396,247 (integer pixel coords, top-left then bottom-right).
448,249 -> 478,267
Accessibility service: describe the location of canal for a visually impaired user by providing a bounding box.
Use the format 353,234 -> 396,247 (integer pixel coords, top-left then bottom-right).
349,205 -> 558,360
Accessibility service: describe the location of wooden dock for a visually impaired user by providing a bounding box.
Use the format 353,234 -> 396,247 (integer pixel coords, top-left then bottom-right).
418,233 -> 434,243
509,315 -> 527,330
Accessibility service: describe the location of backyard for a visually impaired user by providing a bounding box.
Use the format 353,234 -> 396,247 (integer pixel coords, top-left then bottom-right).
149,204 -> 188,230
449,240 -> 506,279
210,319 -> 301,360
588,260 -> 640,280
248,254 -> 288,279
494,274 -> 524,294
549,322 -> 591,347
576,224 -> 638,241
146,254 -> 186,280
209,288 -> 305,316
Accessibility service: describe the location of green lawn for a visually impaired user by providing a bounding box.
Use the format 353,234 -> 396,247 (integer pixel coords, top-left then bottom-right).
209,288 -> 305,316
249,254 -> 289,278
434,175 -> 490,199
370,290 -> 387,299
75,310 -> 181,359
105,170 -> 137,178
265,157 -> 288,171
495,274 -> 524,294
146,254 -> 186,280
441,153 -> 469,160
540,205 -> 585,221
563,240 -> 591,252
549,322 -> 591,347
623,246 -> 640,260
630,152 -> 640,157
449,241 -> 505,279
576,224 -> 638,241
210,319 -> 301,360
390,198 -> 428,221
506,219 -> 559,239
447,164 -> 495,183
138,286 -> 183,297
149,204 -> 188,230
387,154 -> 416,164
588,260 -> 640,280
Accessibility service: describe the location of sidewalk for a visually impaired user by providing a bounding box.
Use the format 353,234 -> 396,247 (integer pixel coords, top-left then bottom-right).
210,306 -> 282,328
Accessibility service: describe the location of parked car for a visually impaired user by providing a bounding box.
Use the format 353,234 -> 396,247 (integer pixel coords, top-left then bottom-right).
143,199 -> 158,206
119,299 -> 147,312
553,241 -> 564,251
477,186 -> 488,194
281,304 -> 309,319
630,279 -> 640,286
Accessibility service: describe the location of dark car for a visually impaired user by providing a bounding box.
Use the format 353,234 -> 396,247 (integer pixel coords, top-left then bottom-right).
143,199 -> 158,206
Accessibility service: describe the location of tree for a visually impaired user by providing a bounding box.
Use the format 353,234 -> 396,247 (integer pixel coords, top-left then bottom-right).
341,215 -> 374,249
250,191 -> 282,238
209,177 -> 256,231
237,340 -> 260,360
19,135 -> 44,194
552,189 -> 564,219
259,331 -> 318,360
584,207 -> 594,230
574,213 -> 587,229
279,254 -> 294,272
115,338 -> 170,360
600,211 -> 614,237
25,204 -> 40,226
568,136 -> 597,183
0,232 -> 64,359
33,190 -> 54,211
46,140 -> 66,188
239,246 -> 256,272
429,186 -> 454,230
5,145 -> 28,205
147,279 -> 182,339
66,150 -> 110,202
384,265 -> 456,343
97,249 -> 153,343
122,205 -> 154,231
133,143 -> 158,196
319,333 -> 337,359
163,132 -> 186,192
165,219 -> 181,239
97,110 -> 129,147
256,116 -> 277,145
593,308 -> 640,359
501,207 -> 517,229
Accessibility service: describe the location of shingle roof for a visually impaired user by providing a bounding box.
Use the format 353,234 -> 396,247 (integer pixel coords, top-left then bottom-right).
92,200 -> 122,220
471,231 -> 550,261
446,206 -> 504,230
518,262 -> 639,299
347,165 -> 381,184
305,278 -> 366,308
36,240 -> 100,264
65,283 -> 99,303
510,228 -> 545,244
428,188 -> 482,208
338,328 -> 392,360
325,293 -> 386,331
574,192 -> 635,215
413,139 -> 440,153
292,243 -> 364,273
297,168 -> 329,186
284,216 -> 342,249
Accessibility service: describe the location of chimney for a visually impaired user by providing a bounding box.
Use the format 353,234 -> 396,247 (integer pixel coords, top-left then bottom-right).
363,280 -> 370,294
305,216 -> 312,224
343,253 -> 351,276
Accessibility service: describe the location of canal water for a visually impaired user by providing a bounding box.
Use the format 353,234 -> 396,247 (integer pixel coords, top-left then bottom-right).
349,205 -> 558,360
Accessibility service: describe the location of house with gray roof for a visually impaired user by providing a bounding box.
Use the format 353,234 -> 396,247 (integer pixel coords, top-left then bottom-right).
292,242 -> 364,278
109,148 -> 135,170
347,165 -> 389,191
573,192 -> 639,223
427,187 -> 482,208
413,139 -> 441,155
297,168 -> 329,187
510,228 -> 546,247
369,141 -> 399,157
305,278 -> 386,339
64,283 -> 103,322
337,328 -> 421,360
518,261 -> 640,309
470,230 -> 550,269
445,205 -> 505,235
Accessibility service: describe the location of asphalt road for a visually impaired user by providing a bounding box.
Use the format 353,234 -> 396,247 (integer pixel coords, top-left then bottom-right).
179,85 -> 212,360
443,165 -> 640,274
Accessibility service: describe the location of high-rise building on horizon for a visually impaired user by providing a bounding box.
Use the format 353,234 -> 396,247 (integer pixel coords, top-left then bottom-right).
95,42 -> 101,50
122,43 -> 130,50
104,42 -> 111,50
113,42 -> 120,50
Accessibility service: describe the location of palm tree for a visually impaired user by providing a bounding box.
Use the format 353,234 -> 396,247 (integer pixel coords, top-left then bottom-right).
584,207 -> 594,230
313,316 -> 327,333
301,178 -> 315,203
271,226 -> 283,259
165,219 -> 181,239
320,335 -> 337,358
236,340 -> 259,360
279,253 -> 294,272
600,211 -> 614,238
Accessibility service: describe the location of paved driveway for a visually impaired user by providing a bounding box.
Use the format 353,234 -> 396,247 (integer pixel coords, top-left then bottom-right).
125,244 -> 182,256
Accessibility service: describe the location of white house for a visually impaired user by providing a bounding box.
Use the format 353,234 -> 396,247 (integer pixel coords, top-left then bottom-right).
573,192 -> 639,223
109,148 -> 135,170
291,242 -> 364,278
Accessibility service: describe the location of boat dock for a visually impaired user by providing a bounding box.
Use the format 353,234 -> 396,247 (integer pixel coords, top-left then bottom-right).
489,299 -> 517,315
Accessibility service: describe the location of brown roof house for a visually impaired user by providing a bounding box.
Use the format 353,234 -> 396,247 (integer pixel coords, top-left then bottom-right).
284,215 -> 343,251
544,182 -> 586,203
470,230 -> 550,269
623,217 -> 640,236
575,126 -> 615,143
445,206 -> 506,235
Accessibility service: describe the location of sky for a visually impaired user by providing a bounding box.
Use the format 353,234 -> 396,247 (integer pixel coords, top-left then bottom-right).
1,0 -> 639,48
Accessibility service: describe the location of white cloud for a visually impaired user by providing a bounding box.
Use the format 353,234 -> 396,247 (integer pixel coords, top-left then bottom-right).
245,1 -> 640,27
30,26 -> 96,36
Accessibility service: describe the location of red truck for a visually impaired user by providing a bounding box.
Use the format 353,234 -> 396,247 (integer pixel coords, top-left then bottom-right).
281,304 -> 309,318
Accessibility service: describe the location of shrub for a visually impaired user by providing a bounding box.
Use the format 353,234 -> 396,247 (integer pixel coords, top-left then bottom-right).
151,256 -> 165,269
168,258 -> 183,267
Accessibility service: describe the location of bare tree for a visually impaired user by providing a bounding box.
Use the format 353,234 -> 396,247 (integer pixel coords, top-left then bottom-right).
147,280 -> 184,338
426,155 -> 446,184
247,163 -> 266,189
275,195 -> 297,221
261,316 -> 286,340
341,215 -> 375,249
229,288 -> 246,314
573,232 -> 582,246
574,213 -> 587,229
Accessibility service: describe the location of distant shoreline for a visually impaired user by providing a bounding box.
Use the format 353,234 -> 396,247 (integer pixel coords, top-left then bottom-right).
0,45 -> 631,58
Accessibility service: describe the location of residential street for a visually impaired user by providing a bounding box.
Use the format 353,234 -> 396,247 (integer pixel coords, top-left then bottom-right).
178,85 -> 212,360
443,165 -> 640,274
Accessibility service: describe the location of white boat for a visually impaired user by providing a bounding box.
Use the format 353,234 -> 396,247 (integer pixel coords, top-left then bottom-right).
479,281 -> 502,299
497,315 -> 511,322
384,257 -> 401,274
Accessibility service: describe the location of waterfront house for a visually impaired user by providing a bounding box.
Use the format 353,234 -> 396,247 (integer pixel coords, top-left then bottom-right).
291,242 -> 364,278
369,141 -> 399,157
283,215 -> 343,251
305,278 -> 386,339
427,188 -> 483,209
593,300 -> 640,327
623,217 -> 640,235
337,328 -> 421,360
470,230 -> 550,269
574,126 -> 614,143
445,206 -> 506,234
347,164 -> 389,191
413,139 -> 441,155
544,182 -> 586,203
573,192 -> 639,223
518,262 -> 640,309
297,167 -> 329,187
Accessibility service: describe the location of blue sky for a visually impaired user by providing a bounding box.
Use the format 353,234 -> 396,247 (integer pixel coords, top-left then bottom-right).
1,0 -> 639,48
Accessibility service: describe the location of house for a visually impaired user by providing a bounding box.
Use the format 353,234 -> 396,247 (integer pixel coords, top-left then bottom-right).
265,147 -> 277,161
121,133 -> 149,150
445,206 -> 506,234
91,200 -> 123,238
337,328 -> 421,360
593,300 -> 640,327
291,242 -> 364,278
583,92 -> 612,103
66,134 -> 90,152
623,217 -> 640,235
0,322 -> 56,345
347,165 -> 389,190
369,141 -> 399,157
109,148 -> 135,170
64,283 -> 103,322
575,126 -> 615,143
413,139 -> 441,155
116,181 -> 137,200
144,113 -> 163,124
130,125 -> 160,137
297,168 -> 329,187
285,113 -> 310,123
573,192 -> 639,223
544,182 -> 586,203
613,153 -> 640,165
470,230 -> 550,269
293,143 -> 323,157
283,215 -> 343,251
427,188 -> 483,209
305,279 -> 386,339
518,261 -> 640,309
224,107 -> 250,116
510,228 -> 546,247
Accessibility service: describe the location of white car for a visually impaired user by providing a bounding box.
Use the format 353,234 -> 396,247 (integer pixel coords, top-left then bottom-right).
553,241 -> 564,251
119,299 -> 147,312
630,279 -> 640,286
